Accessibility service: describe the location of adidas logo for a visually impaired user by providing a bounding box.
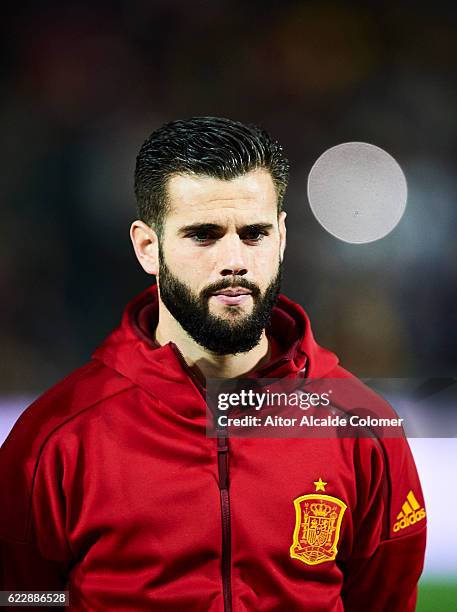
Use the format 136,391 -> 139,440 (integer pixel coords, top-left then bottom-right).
393,490 -> 426,532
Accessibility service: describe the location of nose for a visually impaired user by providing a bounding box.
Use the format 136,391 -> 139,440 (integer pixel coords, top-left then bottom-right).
218,234 -> 248,277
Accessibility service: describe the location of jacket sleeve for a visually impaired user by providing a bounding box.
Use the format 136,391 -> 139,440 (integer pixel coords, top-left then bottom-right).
0,421 -> 73,599
341,436 -> 427,612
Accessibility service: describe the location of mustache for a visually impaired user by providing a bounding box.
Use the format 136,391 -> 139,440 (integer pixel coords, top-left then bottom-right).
201,277 -> 261,299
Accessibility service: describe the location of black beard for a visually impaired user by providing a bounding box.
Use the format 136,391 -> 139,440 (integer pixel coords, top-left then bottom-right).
157,246 -> 282,355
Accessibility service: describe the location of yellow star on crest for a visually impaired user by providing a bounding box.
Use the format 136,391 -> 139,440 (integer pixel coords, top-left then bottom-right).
314,477 -> 327,492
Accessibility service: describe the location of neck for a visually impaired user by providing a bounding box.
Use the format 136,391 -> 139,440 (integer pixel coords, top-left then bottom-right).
154,301 -> 271,380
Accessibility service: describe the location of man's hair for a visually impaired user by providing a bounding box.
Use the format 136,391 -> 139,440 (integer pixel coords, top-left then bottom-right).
134,116 -> 290,236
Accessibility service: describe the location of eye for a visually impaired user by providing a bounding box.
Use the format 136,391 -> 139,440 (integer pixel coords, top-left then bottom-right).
188,232 -> 216,244
241,230 -> 268,243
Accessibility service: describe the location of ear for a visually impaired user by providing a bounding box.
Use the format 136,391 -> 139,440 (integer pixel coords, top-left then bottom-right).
130,220 -> 159,275
278,211 -> 287,262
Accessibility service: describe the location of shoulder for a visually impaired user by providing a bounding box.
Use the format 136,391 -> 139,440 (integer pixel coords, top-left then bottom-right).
0,359 -> 135,495
324,363 -> 400,420
0,360 -> 135,540
325,365 -> 425,539
1,360 -> 134,456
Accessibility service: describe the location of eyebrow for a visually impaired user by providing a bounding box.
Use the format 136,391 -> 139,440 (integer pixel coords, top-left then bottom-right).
177,222 -> 274,236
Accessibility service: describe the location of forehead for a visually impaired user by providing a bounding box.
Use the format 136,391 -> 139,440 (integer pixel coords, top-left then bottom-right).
165,168 -> 278,224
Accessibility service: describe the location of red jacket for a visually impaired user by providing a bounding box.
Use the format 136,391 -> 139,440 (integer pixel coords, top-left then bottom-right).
0,285 -> 426,611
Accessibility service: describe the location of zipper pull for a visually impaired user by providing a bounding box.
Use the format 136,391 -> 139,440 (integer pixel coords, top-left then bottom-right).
217,435 -> 229,490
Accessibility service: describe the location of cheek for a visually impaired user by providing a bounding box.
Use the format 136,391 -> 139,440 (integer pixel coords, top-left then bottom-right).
168,247 -> 210,284
250,247 -> 280,277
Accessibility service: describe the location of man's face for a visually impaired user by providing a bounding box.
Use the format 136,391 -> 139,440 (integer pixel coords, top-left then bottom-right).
157,169 -> 287,354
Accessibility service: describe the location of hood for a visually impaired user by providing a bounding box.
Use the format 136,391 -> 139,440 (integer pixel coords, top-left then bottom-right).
92,285 -> 339,397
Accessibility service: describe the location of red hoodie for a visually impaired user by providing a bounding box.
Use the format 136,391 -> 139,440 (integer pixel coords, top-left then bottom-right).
0,285 -> 426,611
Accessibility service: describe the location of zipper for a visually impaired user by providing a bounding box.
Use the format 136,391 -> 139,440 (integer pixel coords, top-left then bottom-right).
217,434 -> 232,612
170,343 -> 233,611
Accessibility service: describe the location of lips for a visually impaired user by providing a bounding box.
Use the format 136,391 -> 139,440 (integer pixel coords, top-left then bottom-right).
212,288 -> 251,297
211,288 -> 252,305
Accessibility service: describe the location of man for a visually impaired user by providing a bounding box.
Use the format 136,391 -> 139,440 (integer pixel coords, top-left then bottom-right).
0,117 -> 426,610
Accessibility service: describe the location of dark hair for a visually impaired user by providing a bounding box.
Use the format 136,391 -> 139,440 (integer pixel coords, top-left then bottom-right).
134,116 -> 290,236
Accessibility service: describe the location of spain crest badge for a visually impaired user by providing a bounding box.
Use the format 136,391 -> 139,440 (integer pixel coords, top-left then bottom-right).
290,480 -> 346,566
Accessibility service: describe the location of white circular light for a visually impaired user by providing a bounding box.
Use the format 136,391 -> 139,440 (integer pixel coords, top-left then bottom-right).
307,142 -> 407,244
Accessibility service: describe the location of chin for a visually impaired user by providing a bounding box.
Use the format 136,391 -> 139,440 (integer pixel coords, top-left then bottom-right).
212,305 -> 251,317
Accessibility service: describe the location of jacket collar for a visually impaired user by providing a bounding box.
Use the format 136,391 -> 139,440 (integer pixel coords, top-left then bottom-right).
92,284 -> 339,401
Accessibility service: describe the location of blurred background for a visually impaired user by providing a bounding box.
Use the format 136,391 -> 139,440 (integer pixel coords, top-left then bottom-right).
1,0 -> 456,609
